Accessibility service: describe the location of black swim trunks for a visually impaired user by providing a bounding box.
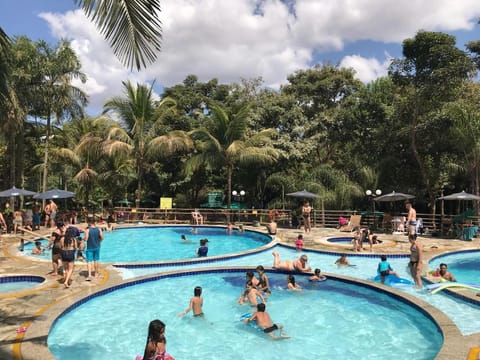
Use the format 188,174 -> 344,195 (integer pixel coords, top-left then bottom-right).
380,270 -> 389,276
61,249 -> 76,262
263,324 -> 278,333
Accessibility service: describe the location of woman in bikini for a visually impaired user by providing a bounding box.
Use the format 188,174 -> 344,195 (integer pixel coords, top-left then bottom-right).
60,226 -> 77,288
408,234 -> 423,288
272,252 -> 312,272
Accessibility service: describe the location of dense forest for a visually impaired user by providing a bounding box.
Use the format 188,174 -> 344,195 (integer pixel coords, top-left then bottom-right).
1,28 -> 480,215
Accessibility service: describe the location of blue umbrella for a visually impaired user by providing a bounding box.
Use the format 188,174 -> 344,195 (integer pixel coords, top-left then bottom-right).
33,188 -> 75,200
0,186 -> 36,197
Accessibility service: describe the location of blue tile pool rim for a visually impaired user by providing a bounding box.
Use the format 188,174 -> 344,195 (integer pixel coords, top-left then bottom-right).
0,275 -> 46,284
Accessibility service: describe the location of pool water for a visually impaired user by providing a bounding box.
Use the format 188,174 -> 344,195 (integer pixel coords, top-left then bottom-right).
48,271 -> 442,360
118,246 -> 480,335
429,250 -> 480,284
326,236 -> 353,244
23,226 -> 271,263
0,276 -> 44,293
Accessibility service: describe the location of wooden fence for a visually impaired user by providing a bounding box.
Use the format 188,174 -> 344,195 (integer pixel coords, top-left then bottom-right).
109,207 -> 468,235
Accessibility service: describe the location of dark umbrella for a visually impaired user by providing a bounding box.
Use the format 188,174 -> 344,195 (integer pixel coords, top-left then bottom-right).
437,191 -> 480,201
286,190 -> 320,199
33,188 -> 75,200
374,191 -> 415,202
0,186 -> 36,197
117,199 -> 133,206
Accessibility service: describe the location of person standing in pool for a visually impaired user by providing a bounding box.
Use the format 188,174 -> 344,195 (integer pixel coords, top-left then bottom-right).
408,234 -> 423,288
244,303 -> 290,340
255,265 -> 271,296
335,254 -> 350,266
286,274 -> 302,291
84,217 -> 104,281
178,286 -> 204,317
429,263 -> 456,282
196,238 -> 209,257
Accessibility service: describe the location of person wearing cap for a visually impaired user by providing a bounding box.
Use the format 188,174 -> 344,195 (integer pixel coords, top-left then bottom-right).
84,217 -> 104,281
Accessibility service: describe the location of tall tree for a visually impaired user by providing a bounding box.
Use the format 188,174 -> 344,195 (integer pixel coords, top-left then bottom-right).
389,31 -> 477,208
103,81 -> 191,206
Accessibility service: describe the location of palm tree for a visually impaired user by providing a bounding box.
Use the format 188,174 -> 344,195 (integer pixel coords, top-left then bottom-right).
103,81 -> 192,206
187,104 -> 281,209
30,40 -> 88,193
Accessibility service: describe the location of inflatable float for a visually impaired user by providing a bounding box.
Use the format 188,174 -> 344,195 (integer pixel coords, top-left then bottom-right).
240,312 -> 262,332
374,274 -> 413,286
425,282 -> 480,295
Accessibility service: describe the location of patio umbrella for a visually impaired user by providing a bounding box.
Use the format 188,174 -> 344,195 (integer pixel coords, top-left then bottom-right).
286,190 -> 320,199
33,188 -> 75,200
0,186 -> 36,197
437,191 -> 480,201
374,191 -> 415,202
117,199 -> 133,206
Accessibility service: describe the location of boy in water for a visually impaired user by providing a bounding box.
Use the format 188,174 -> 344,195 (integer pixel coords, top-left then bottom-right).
244,303 -> 290,340
196,239 -> 209,257
178,286 -> 204,317
377,255 -> 399,284
238,281 -> 266,306
32,241 -> 44,254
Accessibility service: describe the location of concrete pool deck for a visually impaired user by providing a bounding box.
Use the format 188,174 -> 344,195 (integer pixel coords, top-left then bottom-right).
0,224 -> 479,360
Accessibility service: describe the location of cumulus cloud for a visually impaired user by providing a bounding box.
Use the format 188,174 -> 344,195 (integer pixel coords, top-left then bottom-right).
37,0 -> 480,115
339,54 -> 392,83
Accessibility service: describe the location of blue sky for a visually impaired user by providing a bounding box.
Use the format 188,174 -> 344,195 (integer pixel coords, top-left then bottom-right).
1,0 -> 479,115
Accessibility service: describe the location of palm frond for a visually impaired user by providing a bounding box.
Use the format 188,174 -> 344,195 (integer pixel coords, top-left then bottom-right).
75,0 -> 162,70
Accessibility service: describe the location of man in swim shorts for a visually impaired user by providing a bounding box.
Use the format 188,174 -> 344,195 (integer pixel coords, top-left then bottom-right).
272,251 -> 312,272
429,263 -> 456,282
245,303 -> 289,340
406,202 -> 417,236
84,217 -> 104,281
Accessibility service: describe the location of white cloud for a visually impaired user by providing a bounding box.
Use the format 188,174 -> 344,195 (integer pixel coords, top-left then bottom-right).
37,0 -> 480,115
339,54 -> 391,83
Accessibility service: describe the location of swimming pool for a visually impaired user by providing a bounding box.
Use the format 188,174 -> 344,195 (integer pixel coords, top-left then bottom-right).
0,275 -> 45,294
116,245 -> 480,335
22,226 -> 272,263
325,236 -> 353,244
428,250 -> 480,284
47,270 -> 443,360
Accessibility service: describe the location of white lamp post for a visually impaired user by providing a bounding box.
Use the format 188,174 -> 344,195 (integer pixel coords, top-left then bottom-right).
366,189 -> 382,228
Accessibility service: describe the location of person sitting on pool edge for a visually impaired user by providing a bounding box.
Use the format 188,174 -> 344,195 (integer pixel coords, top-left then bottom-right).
272,251 -> 312,272
429,263 -> 456,282
244,303 -> 290,340
196,239 -> 209,257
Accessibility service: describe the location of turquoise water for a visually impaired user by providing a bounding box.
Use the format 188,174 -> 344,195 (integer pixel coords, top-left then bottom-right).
117,246 -> 480,335
48,271 -> 442,360
429,250 -> 480,284
22,226 -> 271,262
0,276 -> 44,293
0,281 -> 38,293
